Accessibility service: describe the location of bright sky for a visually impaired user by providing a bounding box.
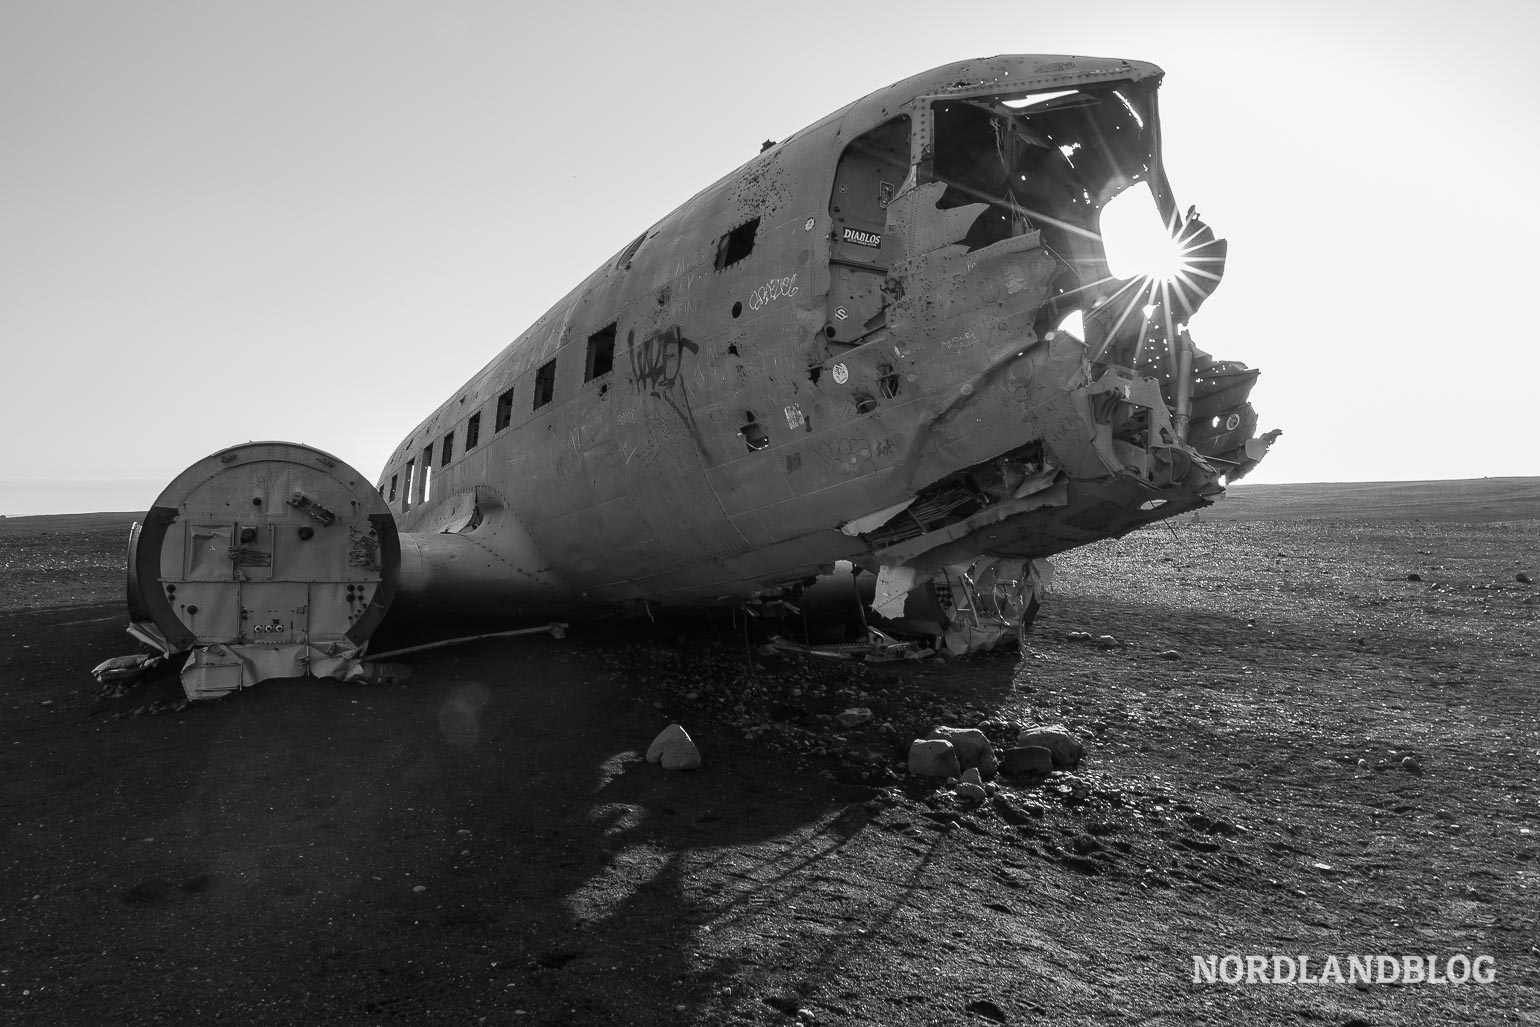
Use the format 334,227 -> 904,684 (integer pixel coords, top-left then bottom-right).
3,0 -> 1537,515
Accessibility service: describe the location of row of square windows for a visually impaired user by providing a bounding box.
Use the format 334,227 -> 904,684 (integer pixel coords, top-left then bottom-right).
378,215 -> 766,510
380,321 -> 618,510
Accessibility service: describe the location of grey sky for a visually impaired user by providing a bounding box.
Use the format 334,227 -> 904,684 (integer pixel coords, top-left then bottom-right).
3,0 -> 1537,514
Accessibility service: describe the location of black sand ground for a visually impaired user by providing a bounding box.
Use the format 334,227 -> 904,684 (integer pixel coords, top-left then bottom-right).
2,480 -> 1536,1025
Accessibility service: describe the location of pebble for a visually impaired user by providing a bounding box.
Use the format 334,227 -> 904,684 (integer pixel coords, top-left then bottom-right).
1406,572 -> 1422,582
413,885 -> 427,893
1401,756 -> 1422,773
1157,650 -> 1180,660
1517,572 -> 1533,584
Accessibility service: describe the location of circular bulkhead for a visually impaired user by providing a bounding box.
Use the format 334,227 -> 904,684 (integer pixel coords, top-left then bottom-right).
127,442 -> 400,653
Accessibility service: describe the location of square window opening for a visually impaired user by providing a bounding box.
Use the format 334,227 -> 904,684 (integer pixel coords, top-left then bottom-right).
533,359 -> 556,410
715,217 -> 760,269
585,323 -> 617,382
495,388 -> 514,431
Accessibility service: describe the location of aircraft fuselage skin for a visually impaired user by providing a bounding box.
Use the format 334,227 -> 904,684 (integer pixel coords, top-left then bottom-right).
376,53 -> 1269,619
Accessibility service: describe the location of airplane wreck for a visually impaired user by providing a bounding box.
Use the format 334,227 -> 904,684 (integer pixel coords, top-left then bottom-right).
121,54 -> 1276,700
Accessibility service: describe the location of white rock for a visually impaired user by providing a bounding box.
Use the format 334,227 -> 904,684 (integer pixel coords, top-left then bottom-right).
647,724 -> 702,771
908,739 -> 961,778
927,726 -> 998,777
1015,724 -> 1084,768
836,707 -> 874,728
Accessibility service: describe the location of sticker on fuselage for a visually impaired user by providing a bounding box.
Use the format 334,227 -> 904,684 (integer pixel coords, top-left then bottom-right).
832,363 -> 849,384
841,227 -> 882,248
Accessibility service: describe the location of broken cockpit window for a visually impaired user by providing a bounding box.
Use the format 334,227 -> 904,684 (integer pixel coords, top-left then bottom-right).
923,82 -> 1174,343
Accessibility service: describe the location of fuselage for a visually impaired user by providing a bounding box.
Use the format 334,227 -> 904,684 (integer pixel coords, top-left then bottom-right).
374,54 -> 1271,619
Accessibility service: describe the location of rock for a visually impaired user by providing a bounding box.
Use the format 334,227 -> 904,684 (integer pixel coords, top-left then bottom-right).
646,724 -> 702,771
926,726 -> 998,776
1157,649 -> 1180,660
1517,572 -> 1532,584
992,793 -> 1037,825
1406,572 -> 1422,582
960,768 -> 983,787
907,738 -> 961,778
1015,724 -> 1084,768
1401,756 -> 1422,773
999,746 -> 1054,776
835,707 -> 873,728
953,781 -> 987,802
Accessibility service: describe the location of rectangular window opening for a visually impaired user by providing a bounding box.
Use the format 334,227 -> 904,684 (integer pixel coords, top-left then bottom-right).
715,217 -> 760,269
585,323 -> 617,382
533,359 -> 556,410
442,431 -> 454,467
420,445 -> 433,503
495,388 -> 514,431
402,460 -> 414,512
465,412 -> 481,451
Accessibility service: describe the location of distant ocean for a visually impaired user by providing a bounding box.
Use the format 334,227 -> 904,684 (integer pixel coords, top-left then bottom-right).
0,480 -> 161,518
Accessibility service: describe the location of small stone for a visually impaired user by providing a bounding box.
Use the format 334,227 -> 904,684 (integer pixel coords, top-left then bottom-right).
413,885 -> 427,893
1096,634 -> 1119,646
992,793 -> 1037,825
835,707 -> 873,728
1401,756 -> 1422,773
954,781 -> 987,802
926,726 -> 997,776
1067,630 -> 1093,641
1015,724 -> 1084,768
908,738 -> 961,778
1517,572 -> 1532,584
1406,572 -> 1422,582
960,768 -> 983,787
999,746 -> 1053,776
1157,649 -> 1180,660
1356,758 -> 1371,770
646,724 -> 702,771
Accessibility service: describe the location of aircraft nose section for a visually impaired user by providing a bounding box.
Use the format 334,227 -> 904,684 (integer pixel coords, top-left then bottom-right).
126,442 -> 400,700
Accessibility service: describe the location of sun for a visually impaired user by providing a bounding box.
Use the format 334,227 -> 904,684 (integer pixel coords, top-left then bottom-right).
1098,182 -> 1192,285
